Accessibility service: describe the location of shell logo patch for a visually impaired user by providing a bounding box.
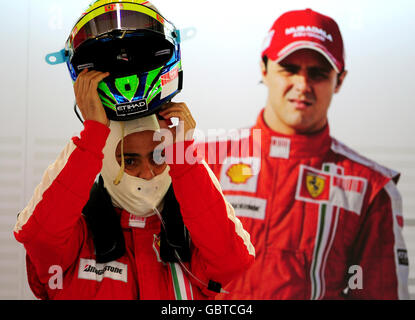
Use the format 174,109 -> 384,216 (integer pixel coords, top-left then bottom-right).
226,163 -> 253,184
306,172 -> 326,198
220,157 -> 261,193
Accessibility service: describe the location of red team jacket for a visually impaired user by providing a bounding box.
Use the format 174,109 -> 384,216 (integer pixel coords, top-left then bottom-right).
204,110 -> 409,300
13,121 -> 255,300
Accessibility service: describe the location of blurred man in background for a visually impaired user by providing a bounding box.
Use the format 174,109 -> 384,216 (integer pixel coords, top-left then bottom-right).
205,8 -> 409,299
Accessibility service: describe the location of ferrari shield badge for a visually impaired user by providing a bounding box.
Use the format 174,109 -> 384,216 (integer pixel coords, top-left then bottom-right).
306,172 -> 326,198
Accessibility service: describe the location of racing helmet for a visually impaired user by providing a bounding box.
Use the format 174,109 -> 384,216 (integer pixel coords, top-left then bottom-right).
65,0 -> 183,121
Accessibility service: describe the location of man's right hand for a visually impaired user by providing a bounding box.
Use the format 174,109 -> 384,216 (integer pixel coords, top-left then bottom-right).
74,68 -> 110,127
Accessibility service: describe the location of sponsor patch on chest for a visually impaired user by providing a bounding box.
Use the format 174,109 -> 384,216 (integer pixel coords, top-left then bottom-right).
269,137 -> 290,159
78,259 -> 128,283
397,249 -> 409,266
129,215 -> 146,228
225,195 -> 267,220
295,165 -> 368,215
219,157 -> 261,193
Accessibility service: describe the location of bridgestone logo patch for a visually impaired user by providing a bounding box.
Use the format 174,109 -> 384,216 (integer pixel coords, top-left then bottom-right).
225,195 -> 267,220
78,259 -> 128,283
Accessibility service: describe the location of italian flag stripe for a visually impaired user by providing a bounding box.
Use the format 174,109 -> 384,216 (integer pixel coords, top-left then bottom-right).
318,206 -> 340,299
169,263 -> 193,300
310,164 -> 335,300
169,263 -> 182,300
184,273 -> 193,300
310,203 -> 327,300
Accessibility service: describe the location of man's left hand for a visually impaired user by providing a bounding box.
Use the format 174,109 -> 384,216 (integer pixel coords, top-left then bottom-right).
158,102 -> 196,143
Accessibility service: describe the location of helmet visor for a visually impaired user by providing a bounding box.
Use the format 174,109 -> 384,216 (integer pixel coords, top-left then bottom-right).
66,3 -> 176,53
66,3 -> 178,76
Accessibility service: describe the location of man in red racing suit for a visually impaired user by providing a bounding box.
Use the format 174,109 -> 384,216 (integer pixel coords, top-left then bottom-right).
202,9 -> 409,299
204,110 -> 409,299
13,0 -> 254,300
13,119 -> 255,300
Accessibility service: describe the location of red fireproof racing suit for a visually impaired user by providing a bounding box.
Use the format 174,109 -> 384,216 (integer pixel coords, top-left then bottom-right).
14,120 -> 255,300
203,110 -> 409,300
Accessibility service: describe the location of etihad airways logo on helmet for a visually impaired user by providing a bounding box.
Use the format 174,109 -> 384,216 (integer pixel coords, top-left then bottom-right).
285,25 -> 333,42
116,99 -> 148,116
78,258 -> 128,283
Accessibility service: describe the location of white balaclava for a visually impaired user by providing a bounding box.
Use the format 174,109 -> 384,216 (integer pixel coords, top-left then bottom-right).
101,115 -> 172,217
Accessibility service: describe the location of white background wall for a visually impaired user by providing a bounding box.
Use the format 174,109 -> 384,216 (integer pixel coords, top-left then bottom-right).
0,0 -> 414,299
